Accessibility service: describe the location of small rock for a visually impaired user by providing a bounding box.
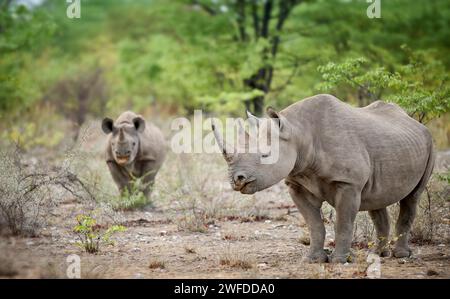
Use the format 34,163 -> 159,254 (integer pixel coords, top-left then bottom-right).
398,259 -> 406,264
426,269 -> 439,276
257,263 -> 268,269
26,241 -> 35,246
134,273 -> 143,279
132,247 -> 141,252
264,220 -> 272,224
159,231 -> 167,236
437,244 -> 446,247
299,236 -> 310,245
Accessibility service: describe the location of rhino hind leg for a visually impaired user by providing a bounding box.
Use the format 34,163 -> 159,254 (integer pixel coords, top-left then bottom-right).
368,208 -> 391,257
393,193 -> 419,258
394,147 -> 435,258
288,185 -> 328,263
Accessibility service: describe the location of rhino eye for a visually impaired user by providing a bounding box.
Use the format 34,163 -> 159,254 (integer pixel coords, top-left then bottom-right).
261,153 -> 270,158
132,142 -> 136,147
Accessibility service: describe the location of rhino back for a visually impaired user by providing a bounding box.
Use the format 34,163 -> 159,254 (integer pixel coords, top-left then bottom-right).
283,94 -> 433,210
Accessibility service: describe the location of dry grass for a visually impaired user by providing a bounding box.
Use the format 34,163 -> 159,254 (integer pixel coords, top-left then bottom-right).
148,259 -> 166,269
184,246 -> 196,254
219,248 -> 255,270
0,255 -> 18,277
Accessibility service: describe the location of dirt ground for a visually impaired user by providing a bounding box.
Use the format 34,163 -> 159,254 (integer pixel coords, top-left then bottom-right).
1,194 -> 449,279
0,123 -> 449,279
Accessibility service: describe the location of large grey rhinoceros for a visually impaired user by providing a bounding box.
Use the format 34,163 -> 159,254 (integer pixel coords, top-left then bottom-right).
102,111 -> 167,200
212,94 -> 435,263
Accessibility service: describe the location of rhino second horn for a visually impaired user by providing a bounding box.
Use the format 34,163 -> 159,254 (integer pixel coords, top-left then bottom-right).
246,110 -> 261,127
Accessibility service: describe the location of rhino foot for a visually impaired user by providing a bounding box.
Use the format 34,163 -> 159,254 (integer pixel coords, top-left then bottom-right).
377,249 -> 391,257
329,252 -> 354,264
302,251 -> 329,263
393,247 -> 412,258
372,247 -> 391,257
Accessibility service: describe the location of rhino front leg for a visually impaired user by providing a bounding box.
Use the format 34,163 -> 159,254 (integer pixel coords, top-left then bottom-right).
330,185 -> 361,263
138,161 -> 159,202
288,185 -> 328,263
107,161 -> 131,194
369,208 -> 390,257
142,172 -> 156,199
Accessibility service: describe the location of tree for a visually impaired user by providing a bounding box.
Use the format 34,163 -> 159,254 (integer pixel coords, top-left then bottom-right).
190,0 -> 304,115
317,47 -> 450,124
0,1 -> 54,114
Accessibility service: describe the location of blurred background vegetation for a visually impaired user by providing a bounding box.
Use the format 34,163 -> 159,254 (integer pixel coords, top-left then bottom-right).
0,0 -> 449,149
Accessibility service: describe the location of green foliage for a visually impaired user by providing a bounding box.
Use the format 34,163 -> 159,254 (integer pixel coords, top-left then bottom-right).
109,177 -> 151,211
0,0 -> 449,146
436,171 -> 450,186
317,47 -> 450,123
2,114 -> 65,150
73,214 -> 126,253
0,3 -> 55,114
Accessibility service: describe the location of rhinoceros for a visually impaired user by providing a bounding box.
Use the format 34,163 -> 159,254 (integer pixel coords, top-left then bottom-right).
212,94 -> 435,263
102,111 -> 167,200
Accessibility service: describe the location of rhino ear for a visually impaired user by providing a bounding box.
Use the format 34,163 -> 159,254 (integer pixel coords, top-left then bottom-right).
266,107 -> 290,140
102,117 -> 114,134
133,116 -> 146,133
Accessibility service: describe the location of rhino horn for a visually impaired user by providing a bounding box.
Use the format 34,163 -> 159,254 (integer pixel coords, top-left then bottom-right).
211,119 -> 234,161
119,127 -> 125,141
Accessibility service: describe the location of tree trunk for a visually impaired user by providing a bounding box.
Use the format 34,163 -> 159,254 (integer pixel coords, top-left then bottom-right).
244,66 -> 270,116
253,96 -> 265,115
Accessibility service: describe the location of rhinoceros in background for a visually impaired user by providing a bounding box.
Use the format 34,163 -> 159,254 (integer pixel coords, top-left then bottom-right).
212,94 -> 435,263
102,111 -> 167,200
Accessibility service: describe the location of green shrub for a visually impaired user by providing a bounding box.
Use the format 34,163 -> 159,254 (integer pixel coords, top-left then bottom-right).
73,214 -> 126,254
109,177 -> 151,211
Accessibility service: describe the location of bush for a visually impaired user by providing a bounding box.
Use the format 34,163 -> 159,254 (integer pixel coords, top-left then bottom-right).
73,214 -> 126,254
109,177 -> 151,211
0,144 -> 95,236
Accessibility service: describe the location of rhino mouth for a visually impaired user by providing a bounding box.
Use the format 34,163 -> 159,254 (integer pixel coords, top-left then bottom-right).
116,155 -> 130,165
234,178 -> 257,194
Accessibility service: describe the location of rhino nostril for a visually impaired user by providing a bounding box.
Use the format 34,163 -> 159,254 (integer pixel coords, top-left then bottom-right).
235,173 -> 247,183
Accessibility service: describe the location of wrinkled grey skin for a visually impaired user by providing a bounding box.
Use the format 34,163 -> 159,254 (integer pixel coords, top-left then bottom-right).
102,111 -> 167,200
213,94 -> 435,263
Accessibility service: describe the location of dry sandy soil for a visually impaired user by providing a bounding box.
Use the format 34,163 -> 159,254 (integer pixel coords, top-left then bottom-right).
0,122 -> 449,279
1,197 -> 449,279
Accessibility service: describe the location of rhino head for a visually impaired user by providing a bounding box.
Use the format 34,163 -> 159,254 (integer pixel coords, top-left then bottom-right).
101,116 -> 146,166
212,108 -> 298,194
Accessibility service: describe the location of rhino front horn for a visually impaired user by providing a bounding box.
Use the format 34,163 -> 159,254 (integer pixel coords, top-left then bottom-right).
211,119 -> 234,161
